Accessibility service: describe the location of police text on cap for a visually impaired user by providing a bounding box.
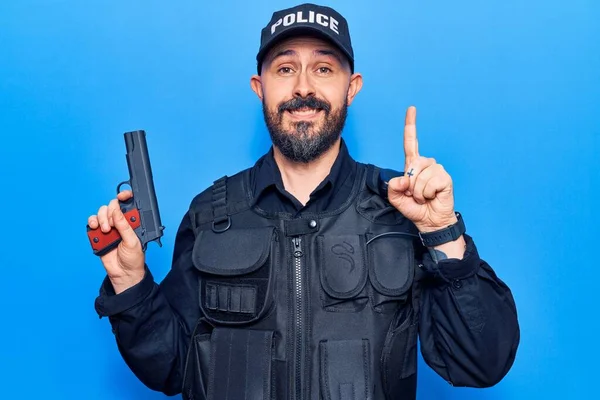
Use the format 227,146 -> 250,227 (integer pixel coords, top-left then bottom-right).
270,11 -> 339,35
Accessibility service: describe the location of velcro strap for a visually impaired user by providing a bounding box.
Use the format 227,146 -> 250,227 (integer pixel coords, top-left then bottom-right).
208,328 -> 274,400
212,176 -> 229,224
320,339 -> 371,400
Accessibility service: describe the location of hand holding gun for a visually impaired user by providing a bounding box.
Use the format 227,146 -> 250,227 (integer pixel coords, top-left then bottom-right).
86,130 -> 165,294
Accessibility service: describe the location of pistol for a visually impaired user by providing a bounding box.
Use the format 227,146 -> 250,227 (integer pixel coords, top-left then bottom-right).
87,130 -> 165,257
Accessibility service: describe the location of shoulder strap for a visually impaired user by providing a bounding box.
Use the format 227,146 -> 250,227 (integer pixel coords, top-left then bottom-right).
210,176 -> 230,232
365,163 -> 404,199
365,163 -> 380,194
193,170 -> 252,231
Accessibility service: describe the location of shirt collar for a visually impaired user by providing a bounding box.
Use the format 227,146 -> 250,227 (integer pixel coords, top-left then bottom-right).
251,138 -> 355,209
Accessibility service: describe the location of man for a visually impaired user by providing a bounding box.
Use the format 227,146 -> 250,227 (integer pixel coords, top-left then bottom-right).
88,3 -> 519,399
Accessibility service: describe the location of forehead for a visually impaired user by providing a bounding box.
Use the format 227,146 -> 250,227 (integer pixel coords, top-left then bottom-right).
265,35 -> 342,60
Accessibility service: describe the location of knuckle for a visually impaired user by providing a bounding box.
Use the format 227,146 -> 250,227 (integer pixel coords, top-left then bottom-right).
438,168 -> 450,180
109,199 -> 120,212
123,219 -> 134,231
429,165 -> 441,177
124,214 -> 136,228
97,205 -> 108,219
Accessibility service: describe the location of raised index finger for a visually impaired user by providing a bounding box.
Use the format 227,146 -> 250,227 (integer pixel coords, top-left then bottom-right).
404,106 -> 419,169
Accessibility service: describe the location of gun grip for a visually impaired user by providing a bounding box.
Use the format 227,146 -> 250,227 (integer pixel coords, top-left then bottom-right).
87,208 -> 141,257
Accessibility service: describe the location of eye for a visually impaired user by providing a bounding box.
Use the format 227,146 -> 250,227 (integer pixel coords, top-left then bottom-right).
278,66 -> 294,74
317,66 -> 332,74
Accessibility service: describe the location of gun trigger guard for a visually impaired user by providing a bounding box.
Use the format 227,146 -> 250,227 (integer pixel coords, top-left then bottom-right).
117,180 -> 131,194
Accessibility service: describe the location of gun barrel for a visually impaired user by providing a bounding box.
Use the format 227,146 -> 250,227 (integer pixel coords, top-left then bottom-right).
124,130 -> 165,247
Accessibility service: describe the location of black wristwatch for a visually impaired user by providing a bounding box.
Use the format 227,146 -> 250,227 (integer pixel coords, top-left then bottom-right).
418,212 -> 466,247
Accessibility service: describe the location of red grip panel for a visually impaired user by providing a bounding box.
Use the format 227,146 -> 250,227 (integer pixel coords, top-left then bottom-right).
87,209 -> 141,255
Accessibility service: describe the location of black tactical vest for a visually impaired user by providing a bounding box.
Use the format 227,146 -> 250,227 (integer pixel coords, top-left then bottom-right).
181,162 -> 424,400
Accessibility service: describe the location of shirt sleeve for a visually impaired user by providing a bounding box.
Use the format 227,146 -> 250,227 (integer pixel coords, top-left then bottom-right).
92,210 -> 201,396
416,233 -> 521,387
94,266 -> 156,318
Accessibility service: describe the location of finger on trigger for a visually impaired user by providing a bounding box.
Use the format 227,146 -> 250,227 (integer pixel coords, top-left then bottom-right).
117,190 -> 133,201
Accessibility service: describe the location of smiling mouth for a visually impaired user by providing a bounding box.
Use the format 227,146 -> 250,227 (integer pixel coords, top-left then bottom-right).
287,107 -> 322,117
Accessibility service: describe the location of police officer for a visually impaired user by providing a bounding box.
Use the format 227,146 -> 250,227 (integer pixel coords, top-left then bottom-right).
88,3 -> 520,399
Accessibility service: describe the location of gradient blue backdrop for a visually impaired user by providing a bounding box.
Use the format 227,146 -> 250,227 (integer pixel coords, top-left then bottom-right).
0,0 -> 598,398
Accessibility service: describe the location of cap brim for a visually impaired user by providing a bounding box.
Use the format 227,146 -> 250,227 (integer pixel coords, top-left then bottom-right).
256,26 -> 354,74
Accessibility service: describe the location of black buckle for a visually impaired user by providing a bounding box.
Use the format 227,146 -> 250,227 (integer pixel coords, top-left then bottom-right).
212,215 -> 231,233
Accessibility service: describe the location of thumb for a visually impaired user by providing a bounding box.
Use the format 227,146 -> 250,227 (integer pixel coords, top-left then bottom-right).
388,176 -> 409,194
112,208 -> 140,249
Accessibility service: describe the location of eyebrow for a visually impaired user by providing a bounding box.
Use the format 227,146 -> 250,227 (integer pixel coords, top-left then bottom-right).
270,49 -> 297,61
268,48 -> 347,68
314,49 -> 346,67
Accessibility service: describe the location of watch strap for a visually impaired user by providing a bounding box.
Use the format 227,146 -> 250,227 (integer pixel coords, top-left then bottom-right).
418,212 -> 466,247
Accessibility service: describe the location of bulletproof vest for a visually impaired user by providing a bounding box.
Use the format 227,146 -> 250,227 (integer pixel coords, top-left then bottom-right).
181,162 -> 424,400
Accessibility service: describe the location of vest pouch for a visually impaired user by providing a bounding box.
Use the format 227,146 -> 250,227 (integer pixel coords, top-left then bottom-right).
183,324 -> 276,400
381,307 -> 418,397
366,233 -> 415,313
192,226 -> 277,325
317,234 -> 369,312
182,319 -> 213,400
319,338 -> 373,400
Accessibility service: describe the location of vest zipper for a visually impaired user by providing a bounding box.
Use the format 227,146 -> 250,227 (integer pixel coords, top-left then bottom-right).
292,236 -> 304,400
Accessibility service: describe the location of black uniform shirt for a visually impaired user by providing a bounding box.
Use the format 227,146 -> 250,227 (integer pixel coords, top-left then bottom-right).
94,138 -> 520,396
250,139 -> 357,215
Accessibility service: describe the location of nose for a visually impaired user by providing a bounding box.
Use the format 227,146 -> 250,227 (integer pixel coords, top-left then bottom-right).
293,70 -> 316,99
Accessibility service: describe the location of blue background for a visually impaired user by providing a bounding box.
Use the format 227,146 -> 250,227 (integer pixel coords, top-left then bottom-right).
0,0 -> 598,398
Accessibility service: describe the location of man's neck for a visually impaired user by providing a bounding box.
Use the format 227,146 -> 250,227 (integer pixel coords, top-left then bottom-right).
273,139 -> 341,206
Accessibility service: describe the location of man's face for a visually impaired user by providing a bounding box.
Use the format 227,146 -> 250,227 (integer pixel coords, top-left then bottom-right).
251,36 -> 362,163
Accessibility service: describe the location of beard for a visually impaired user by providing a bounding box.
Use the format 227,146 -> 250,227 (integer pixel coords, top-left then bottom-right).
262,95 -> 348,163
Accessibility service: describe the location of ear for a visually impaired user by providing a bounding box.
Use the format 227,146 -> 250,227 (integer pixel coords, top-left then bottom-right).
250,74 -> 264,101
346,73 -> 363,106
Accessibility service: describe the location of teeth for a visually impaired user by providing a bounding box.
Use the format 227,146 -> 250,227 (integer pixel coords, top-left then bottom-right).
290,108 -> 318,115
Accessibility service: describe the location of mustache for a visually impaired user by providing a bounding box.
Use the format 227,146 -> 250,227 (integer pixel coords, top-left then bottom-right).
278,96 -> 331,114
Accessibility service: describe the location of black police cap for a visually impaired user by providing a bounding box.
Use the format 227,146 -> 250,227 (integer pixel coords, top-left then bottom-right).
256,3 -> 355,74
